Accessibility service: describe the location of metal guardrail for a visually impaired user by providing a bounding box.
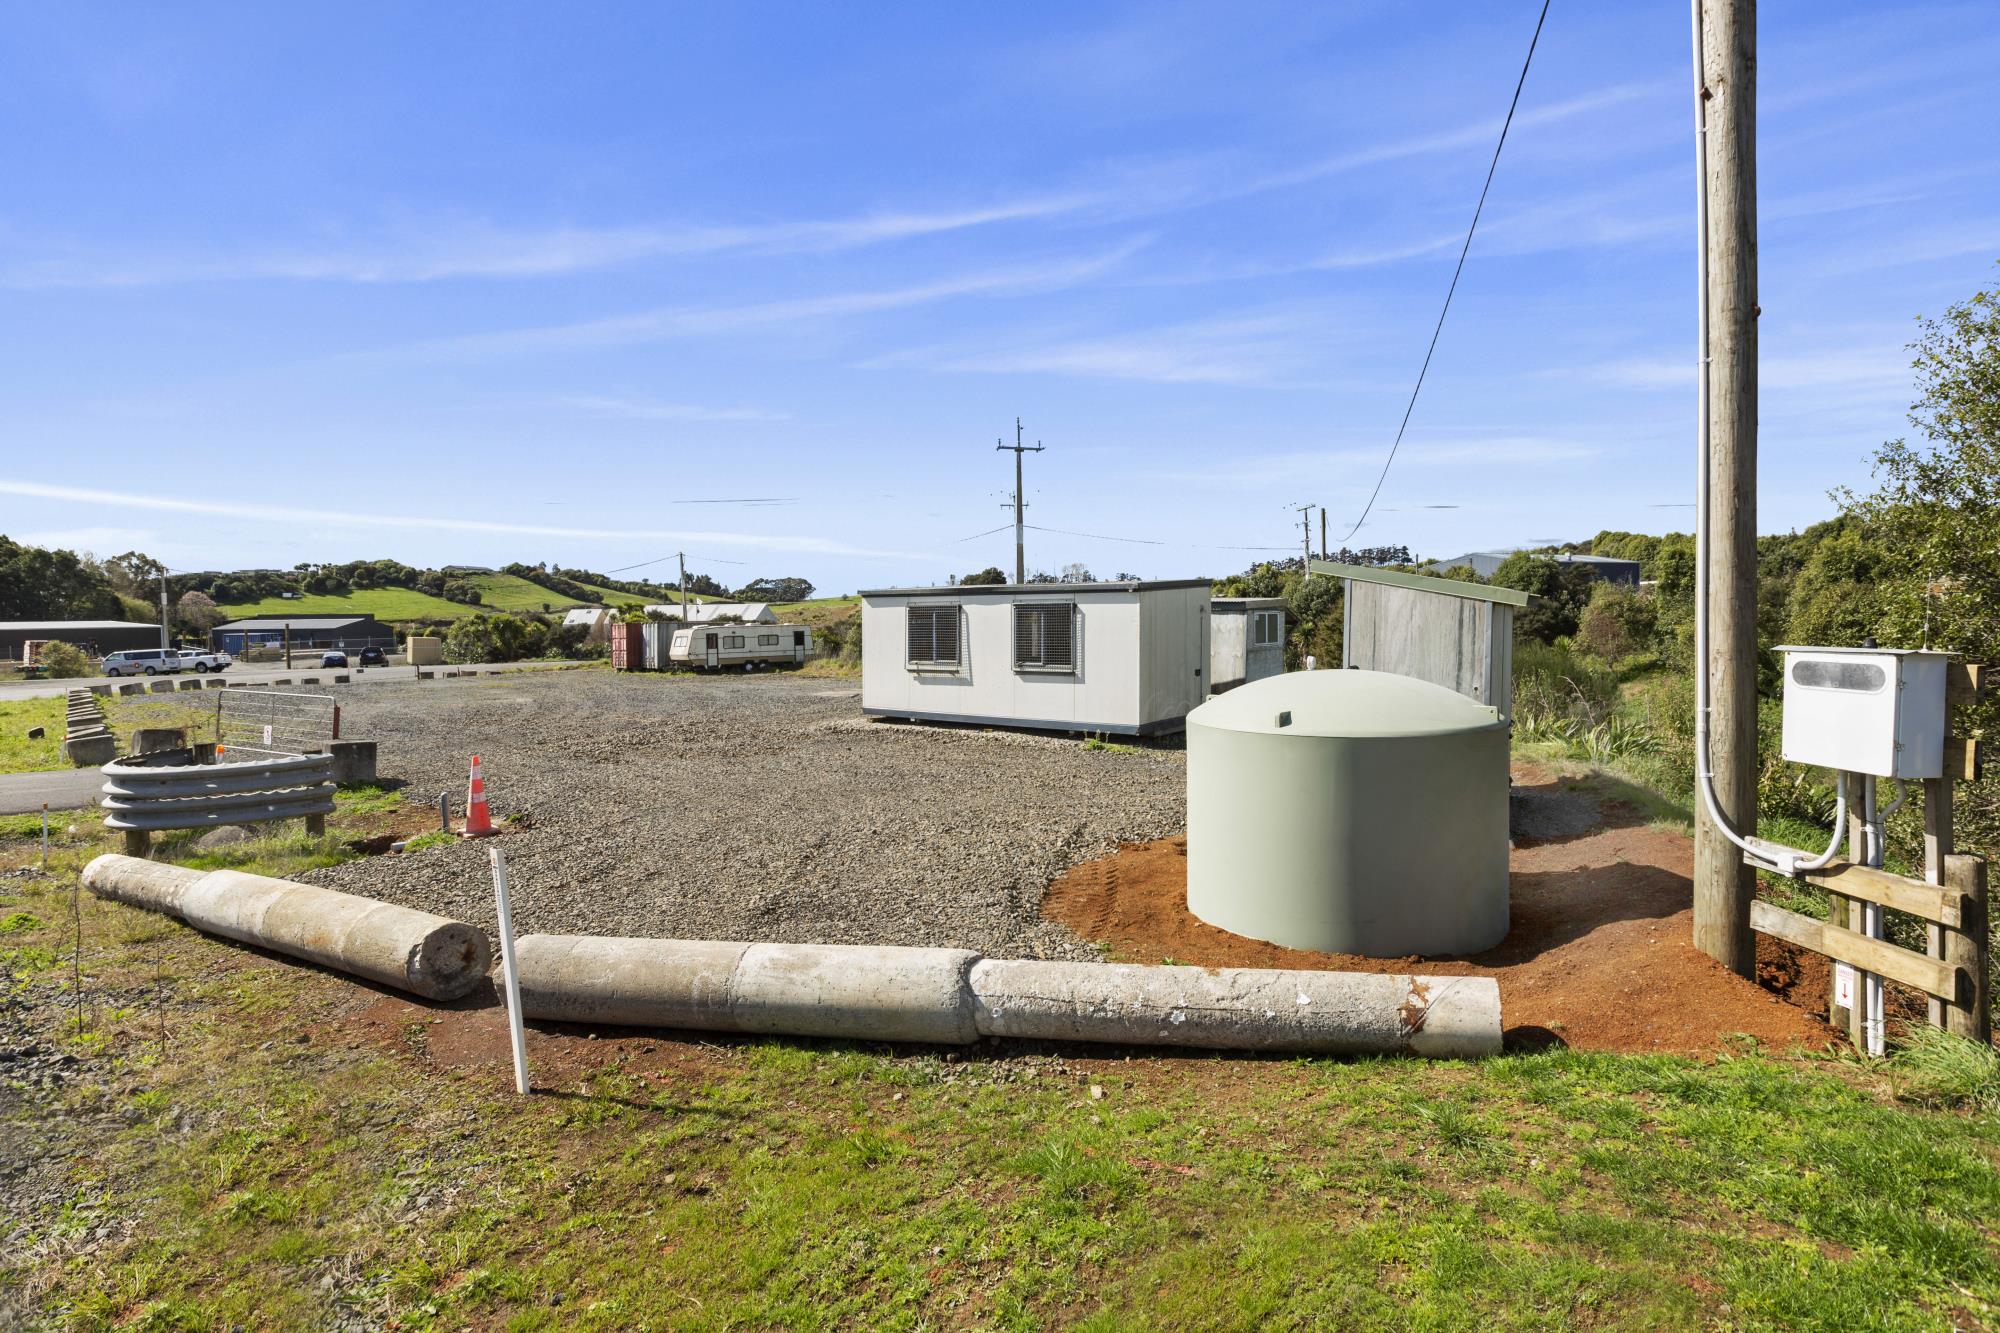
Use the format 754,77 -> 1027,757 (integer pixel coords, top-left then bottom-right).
100,751 -> 336,834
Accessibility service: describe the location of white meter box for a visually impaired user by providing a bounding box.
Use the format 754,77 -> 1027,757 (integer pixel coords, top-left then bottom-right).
1777,647 -> 1948,779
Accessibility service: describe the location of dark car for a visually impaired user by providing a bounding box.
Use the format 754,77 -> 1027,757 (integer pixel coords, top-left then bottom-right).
321,651 -> 349,668
358,646 -> 387,666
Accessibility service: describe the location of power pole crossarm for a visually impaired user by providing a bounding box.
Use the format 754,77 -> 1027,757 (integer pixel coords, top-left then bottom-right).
996,417 -> 1046,585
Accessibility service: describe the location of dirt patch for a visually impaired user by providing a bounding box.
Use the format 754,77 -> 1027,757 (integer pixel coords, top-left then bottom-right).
1044,771 -> 1840,1057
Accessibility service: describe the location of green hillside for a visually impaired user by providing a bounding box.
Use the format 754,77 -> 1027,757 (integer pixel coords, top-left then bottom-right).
215,587 -> 473,622
464,573 -> 592,614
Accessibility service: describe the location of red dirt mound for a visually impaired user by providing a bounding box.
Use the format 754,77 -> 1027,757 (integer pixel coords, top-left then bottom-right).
1044,776 -> 1839,1056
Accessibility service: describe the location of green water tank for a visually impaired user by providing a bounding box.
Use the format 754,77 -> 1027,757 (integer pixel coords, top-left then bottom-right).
1186,669 -> 1509,957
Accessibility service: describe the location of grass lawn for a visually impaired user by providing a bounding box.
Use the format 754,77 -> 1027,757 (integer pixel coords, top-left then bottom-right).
462,573 -> 594,615
0,695 -> 68,773
4,801 -> 2000,1328
216,587 -> 473,622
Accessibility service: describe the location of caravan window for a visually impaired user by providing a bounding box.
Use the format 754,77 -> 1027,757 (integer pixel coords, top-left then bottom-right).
758,633 -> 779,646
1252,610 -> 1282,646
724,634 -> 745,649
1013,603 -> 1076,673
906,605 -> 961,669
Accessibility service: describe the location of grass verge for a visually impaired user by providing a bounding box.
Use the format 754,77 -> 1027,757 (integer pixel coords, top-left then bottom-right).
0,696 -> 68,774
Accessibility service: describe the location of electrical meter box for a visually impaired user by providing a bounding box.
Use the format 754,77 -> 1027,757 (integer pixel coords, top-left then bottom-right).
1776,646 -> 1948,779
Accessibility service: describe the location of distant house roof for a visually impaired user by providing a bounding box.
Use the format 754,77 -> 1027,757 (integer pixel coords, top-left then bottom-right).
562,607 -> 613,626
0,620 -> 159,632
643,601 -> 776,623
213,616 -> 385,631
860,580 -> 1211,597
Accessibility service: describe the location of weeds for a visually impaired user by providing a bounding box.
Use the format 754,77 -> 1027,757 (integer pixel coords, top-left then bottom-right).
1890,1028 -> 2000,1114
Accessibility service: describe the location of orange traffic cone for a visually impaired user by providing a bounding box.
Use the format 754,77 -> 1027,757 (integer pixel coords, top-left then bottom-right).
463,755 -> 496,838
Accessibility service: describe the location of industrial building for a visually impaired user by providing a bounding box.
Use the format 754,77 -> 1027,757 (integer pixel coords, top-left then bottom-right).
210,615 -> 398,655
1208,597 -> 1287,693
859,580 -> 1211,735
0,619 -> 160,663
1430,551 -> 1642,587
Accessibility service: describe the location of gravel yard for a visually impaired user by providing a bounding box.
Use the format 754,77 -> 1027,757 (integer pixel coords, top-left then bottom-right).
299,671 -> 1188,959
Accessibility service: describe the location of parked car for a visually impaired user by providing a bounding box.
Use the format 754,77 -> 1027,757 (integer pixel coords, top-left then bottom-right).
321,651 -> 349,668
101,648 -> 181,677
177,648 -> 232,673
358,646 -> 387,667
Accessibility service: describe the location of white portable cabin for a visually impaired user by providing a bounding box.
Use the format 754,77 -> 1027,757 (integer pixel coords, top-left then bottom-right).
859,580 -> 1211,735
642,620 -> 813,669
1209,597 -> 1286,693
1313,559 -> 1530,720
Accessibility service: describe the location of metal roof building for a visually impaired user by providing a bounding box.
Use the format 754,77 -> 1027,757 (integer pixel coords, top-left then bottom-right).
210,615 -> 397,652
0,620 -> 160,661
1430,551 -> 1642,587
641,601 -> 777,624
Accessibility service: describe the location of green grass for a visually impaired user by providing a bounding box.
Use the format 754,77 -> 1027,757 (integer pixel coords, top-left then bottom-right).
216,586 -> 474,622
462,573 -> 594,614
0,695 -> 68,774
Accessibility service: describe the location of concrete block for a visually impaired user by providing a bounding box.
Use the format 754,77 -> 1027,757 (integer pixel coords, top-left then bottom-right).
88,684 -> 111,697
148,680 -> 176,694
65,733 -> 118,766
204,678 -> 225,689
416,670 -> 435,680
132,727 -> 187,755
329,740 -> 377,784
334,674 -> 350,684
176,678 -> 203,691
117,682 -> 144,696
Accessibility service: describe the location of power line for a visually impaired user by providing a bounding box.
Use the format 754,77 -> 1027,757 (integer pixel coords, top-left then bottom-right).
956,522 -> 1017,543
1332,0 -> 1551,548
602,551 -> 747,573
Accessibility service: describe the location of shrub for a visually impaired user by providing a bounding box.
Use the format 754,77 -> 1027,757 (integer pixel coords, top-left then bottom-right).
1577,583 -> 1657,663
33,641 -> 91,678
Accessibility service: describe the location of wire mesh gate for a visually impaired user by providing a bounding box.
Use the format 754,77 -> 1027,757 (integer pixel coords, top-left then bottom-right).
213,689 -> 341,758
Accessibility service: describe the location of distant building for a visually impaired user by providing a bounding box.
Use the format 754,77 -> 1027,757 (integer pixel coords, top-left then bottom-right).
1209,598 -> 1286,693
210,615 -> 397,654
0,620 -> 160,662
1430,551 -> 1642,588
641,601 -> 777,624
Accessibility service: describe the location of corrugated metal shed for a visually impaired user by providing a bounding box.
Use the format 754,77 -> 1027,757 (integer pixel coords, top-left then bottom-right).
1311,560 -> 1531,720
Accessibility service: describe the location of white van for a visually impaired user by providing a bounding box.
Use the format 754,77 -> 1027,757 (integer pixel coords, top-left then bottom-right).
101,648 -> 182,677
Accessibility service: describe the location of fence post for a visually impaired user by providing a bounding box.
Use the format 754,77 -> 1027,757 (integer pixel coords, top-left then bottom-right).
1943,855 -> 1989,1044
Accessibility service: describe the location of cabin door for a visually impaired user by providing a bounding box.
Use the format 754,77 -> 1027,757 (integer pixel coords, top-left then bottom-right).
792,629 -> 806,665
704,632 -> 720,669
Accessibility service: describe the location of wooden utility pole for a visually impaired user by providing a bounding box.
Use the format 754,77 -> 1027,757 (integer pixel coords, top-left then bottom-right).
1293,503 -> 1316,574
996,419 -> 1044,585
1692,0 -> 1759,976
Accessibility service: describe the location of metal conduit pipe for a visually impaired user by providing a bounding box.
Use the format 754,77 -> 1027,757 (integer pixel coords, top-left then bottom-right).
82,855 -> 491,1001
515,935 -> 1502,1058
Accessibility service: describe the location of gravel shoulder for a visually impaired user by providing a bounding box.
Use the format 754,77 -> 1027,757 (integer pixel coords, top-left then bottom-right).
299,672 -> 1188,960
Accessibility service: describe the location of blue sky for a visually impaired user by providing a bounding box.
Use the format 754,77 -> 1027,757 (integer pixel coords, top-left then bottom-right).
3,2 -> 1995,594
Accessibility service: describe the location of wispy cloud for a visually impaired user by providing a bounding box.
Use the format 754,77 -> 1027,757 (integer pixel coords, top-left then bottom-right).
0,481 -> 917,559
554,396 -> 789,423
874,311 -> 1319,386
0,195 -> 1101,288
1156,438 -> 1605,490
389,242 -> 1147,359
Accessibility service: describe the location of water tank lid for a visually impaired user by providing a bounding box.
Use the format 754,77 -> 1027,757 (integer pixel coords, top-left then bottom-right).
1190,669 -> 1503,738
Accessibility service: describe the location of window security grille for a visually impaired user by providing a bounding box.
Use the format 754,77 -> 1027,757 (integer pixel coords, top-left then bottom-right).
1013,603 -> 1077,672
907,606 -> 961,668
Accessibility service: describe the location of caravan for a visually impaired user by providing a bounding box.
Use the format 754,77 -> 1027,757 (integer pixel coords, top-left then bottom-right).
641,620 -> 814,670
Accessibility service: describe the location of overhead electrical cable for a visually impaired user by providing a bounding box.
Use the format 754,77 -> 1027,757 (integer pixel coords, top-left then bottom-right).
1332,0 -> 1552,548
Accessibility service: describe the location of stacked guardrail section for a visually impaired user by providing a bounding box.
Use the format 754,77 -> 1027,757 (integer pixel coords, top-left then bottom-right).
100,751 -> 338,856
62,687 -> 116,766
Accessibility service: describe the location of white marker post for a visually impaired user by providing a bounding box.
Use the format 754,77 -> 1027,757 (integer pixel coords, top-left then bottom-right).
41,801 -> 49,872
488,845 -> 531,1095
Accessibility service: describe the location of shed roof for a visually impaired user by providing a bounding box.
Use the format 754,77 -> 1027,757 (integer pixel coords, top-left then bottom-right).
0,620 -> 159,631
1210,597 -> 1286,611
213,615 -> 385,630
1308,560 -> 1534,607
860,579 -> 1210,597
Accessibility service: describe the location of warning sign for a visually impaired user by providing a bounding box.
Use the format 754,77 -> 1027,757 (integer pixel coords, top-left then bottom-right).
1834,962 -> 1856,1009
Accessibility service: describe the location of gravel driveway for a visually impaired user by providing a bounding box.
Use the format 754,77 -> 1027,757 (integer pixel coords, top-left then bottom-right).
298,672 -> 1188,960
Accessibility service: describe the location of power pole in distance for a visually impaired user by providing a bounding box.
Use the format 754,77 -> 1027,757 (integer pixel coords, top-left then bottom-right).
678,552 -> 688,622
159,570 -> 170,653
1292,502 -> 1317,574
1692,0 -> 1758,977
996,418 -> 1044,585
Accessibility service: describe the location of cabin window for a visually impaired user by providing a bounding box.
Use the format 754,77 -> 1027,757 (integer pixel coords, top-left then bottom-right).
724,634 -> 745,649
1252,610 -> 1282,647
1013,603 -> 1077,673
907,605 -> 962,669
759,633 -> 778,646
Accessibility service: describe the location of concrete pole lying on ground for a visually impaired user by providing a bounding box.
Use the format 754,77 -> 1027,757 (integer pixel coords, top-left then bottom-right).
513,935 -> 1501,1058
82,854 -> 491,1001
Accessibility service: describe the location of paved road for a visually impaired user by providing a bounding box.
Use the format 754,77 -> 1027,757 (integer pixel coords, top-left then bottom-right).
0,659 -> 582,702
0,767 -> 104,815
